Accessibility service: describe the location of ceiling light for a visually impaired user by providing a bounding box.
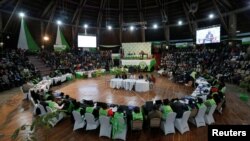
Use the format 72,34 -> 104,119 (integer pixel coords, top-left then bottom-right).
178,20 -> 183,25
84,24 -> 88,28
57,20 -> 62,25
209,14 -> 214,19
130,26 -> 134,31
19,12 -> 25,18
153,24 -> 158,29
107,25 -> 112,30
43,36 -> 49,41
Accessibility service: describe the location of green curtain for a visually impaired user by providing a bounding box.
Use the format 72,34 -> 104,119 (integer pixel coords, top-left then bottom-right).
23,20 -> 39,52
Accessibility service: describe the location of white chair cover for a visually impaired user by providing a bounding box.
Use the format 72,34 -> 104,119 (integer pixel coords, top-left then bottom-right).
161,112 -> 177,135
189,106 -> 207,127
99,116 -> 112,138
85,113 -> 99,130
46,106 -> 64,127
174,111 -> 191,134
37,104 -> 47,116
72,111 -> 85,131
204,105 -> 216,125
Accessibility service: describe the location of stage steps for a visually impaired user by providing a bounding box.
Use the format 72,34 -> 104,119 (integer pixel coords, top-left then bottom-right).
28,56 -> 52,76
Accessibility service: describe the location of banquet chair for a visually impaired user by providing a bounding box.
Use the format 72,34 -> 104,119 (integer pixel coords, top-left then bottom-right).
150,118 -> 161,128
46,106 -> 65,127
174,111 -> 191,134
131,120 -> 143,130
37,103 -> 47,116
99,116 -> 112,138
204,105 -> 216,125
160,112 -> 177,135
189,106 -> 207,127
112,117 -> 127,141
72,111 -> 85,131
85,113 -> 100,130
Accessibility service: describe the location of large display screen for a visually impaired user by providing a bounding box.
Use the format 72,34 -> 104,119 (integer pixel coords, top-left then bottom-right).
78,35 -> 96,48
196,26 -> 220,44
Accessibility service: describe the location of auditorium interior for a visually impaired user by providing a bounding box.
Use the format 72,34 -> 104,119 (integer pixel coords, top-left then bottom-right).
0,0 -> 250,141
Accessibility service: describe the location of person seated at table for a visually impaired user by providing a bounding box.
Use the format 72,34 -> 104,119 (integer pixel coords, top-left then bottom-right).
138,73 -> 144,79
148,104 -> 162,120
43,90 -> 53,100
204,95 -> 216,114
62,96 -> 77,115
73,102 -> 84,116
30,90 -> 41,104
129,73 -> 136,79
115,74 -> 122,79
150,74 -> 156,83
46,97 -> 65,111
121,73 -> 127,79
99,103 -> 109,117
21,80 -> 34,100
187,98 -> 198,118
160,99 -> 173,120
132,107 -> 143,121
170,98 -> 189,118
145,74 -> 151,82
85,102 -> 99,118
194,97 -> 206,115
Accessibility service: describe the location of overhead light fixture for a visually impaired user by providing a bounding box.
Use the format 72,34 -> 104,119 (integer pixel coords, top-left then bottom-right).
84,24 -> 88,28
236,30 -> 240,33
130,26 -> 134,31
57,20 -> 62,25
209,13 -> 214,19
19,12 -> 25,18
178,20 -> 183,25
107,25 -> 112,30
153,24 -> 158,29
43,36 -> 49,41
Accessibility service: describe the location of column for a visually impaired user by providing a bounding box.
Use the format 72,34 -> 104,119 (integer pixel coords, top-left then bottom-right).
228,14 -> 237,39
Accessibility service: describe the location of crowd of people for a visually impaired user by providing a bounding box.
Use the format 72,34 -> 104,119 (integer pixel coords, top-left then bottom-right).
40,49 -> 111,73
160,45 -> 250,90
0,49 -> 40,91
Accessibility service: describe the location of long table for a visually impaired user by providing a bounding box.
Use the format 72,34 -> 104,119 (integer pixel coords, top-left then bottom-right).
121,59 -> 156,71
110,78 -> 149,92
191,77 -> 211,101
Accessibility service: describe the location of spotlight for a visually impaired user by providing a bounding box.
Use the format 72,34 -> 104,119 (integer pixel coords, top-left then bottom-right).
130,26 -> 134,31
209,14 -> 214,19
107,25 -> 112,30
153,24 -> 158,29
84,24 -> 88,28
19,12 -> 25,18
178,20 -> 183,25
43,36 -> 49,41
57,20 -> 62,25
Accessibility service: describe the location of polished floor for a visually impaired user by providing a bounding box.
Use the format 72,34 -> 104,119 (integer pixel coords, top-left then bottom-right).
0,74 -> 250,141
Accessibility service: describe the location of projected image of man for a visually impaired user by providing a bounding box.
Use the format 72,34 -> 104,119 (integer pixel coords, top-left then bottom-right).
204,31 -> 214,43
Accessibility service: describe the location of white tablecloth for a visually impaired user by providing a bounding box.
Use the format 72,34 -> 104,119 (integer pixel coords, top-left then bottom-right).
135,80 -> 150,92
30,80 -> 52,93
123,79 -> 136,91
110,78 -> 123,89
191,77 -> 211,101
110,78 -> 150,92
121,59 -> 152,66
